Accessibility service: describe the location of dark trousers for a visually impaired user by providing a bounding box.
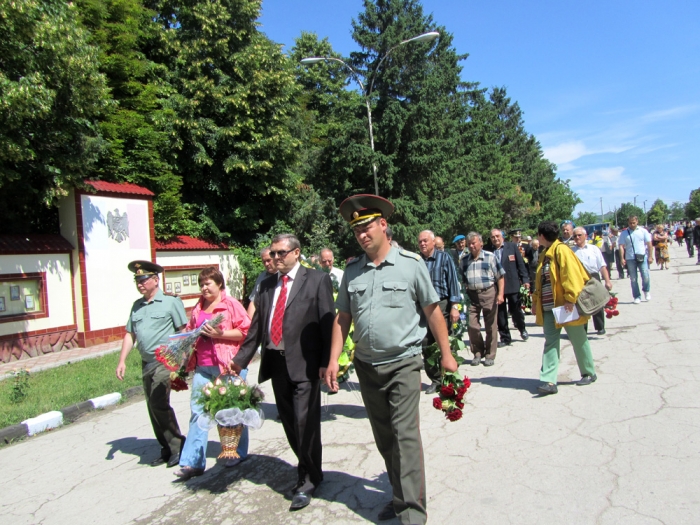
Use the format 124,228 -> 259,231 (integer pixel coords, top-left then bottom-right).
142,361 -> 184,459
421,299 -> 449,383
497,292 -> 526,343
354,354 -> 427,525
688,238 -> 696,257
614,250 -> 625,278
268,350 -> 322,492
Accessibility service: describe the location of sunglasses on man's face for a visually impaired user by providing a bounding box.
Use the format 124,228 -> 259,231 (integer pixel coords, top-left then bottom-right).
269,249 -> 294,258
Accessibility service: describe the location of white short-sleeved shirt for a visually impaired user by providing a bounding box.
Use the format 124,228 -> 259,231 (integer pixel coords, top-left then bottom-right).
619,227 -> 651,260
572,243 -> 607,274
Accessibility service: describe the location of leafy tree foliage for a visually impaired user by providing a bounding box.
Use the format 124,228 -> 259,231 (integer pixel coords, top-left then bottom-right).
668,201 -> 685,222
617,203 -> 646,226
76,0 -> 195,238
646,199 -> 669,226
155,0 -> 302,241
685,188 -> 700,220
0,0 -> 110,232
575,211 -> 602,227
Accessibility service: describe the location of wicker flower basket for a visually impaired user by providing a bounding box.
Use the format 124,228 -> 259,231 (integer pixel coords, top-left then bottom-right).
217,424 -> 243,459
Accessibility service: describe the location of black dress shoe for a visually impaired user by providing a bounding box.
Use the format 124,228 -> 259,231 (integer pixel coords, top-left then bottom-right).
537,383 -> 558,395
378,501 -> 397,521
497,341 -> 510,348
150,457 -> 168,467
424,381 -> 440,394
166,454 -> 181,468
290,491 -> 312,511
576,374 -> 597,386
520,330 -> 529,341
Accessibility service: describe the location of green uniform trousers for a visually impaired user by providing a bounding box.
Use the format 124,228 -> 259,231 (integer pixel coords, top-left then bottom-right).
354,354 -> 427,525
540,311 -> 596,384
142,361 -> 184,458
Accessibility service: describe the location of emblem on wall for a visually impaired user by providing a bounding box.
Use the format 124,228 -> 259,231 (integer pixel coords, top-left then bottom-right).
107,209 -> 130,243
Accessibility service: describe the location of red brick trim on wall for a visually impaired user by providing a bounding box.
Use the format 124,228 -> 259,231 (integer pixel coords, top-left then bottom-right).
148,199 -> 156,263
75,191 -> 91,333
78,326 -> 126,348
0,272 -> 49,324
0,324 -> 77,342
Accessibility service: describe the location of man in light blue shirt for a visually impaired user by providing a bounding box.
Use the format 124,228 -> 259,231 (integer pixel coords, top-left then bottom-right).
619,216 -> 653,304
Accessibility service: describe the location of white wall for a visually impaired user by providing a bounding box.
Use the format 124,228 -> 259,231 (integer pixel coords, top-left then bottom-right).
0,254 -> 74,337
156,251 -> 243,303
81,194 -> 151,330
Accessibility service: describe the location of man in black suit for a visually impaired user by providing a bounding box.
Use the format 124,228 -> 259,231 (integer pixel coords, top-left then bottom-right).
232,234 -> 335,511
489,229 -> 530,346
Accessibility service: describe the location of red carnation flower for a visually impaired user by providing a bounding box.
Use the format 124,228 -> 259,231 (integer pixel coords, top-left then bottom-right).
440,384 -> 456,398
432,397 -> 443,410
456,401 -> 464,409
171,377 -> 189,392
463,377 -> 471,389
445,408 -> 463,421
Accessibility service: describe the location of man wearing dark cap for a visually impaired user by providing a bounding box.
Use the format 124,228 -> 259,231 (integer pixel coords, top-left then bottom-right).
325,194 -> 458,525
116,260 -> 188,467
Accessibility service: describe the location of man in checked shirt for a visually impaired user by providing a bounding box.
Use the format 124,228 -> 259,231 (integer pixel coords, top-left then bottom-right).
460,232 -> 505,366
417,230 -> 462,393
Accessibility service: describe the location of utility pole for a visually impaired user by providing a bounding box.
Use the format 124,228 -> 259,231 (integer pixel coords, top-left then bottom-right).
600,197 -> 604,224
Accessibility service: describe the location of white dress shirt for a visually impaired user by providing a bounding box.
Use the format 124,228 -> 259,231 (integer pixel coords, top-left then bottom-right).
267,262 -> 301,350
572,244 -> 607,274
329,266 -> 344,284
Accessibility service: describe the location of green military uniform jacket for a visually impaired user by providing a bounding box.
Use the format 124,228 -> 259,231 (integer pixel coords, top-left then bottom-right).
126,288 -> 188,363
335,247 -> 439,365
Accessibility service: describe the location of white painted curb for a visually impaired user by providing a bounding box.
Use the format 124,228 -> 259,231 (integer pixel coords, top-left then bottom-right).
22,411 -> 64,436
90,392 -> 122,409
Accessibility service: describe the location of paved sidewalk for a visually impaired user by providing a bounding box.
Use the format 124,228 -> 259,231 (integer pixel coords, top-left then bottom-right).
1,244 -> 699,524
0,340 -> 121,380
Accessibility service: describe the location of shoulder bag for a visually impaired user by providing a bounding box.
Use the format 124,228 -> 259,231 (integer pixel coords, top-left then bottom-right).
554,245 -> 610,316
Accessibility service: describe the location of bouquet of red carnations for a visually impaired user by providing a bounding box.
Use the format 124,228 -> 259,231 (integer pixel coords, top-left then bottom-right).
432,371 -> 471,422
604,293 -> 619,319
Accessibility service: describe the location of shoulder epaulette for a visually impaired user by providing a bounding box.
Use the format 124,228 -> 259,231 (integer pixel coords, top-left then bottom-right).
399,249 -> 421,261
345,255 -> 362,266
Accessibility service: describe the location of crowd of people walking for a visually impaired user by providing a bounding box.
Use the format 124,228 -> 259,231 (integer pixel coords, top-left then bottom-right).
114,200 -> 700,525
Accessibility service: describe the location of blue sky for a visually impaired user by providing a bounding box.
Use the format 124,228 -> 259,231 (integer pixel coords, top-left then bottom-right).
258,0 -> 700,217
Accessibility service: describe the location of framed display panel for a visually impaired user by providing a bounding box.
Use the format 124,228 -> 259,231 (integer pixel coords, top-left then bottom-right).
162,265 -> 218,299
0,273 -> 48,322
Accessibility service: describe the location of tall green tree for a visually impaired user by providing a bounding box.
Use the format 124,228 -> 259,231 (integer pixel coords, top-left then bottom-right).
349,0 -> 474,246
685,188 -> 700,220
646,198 -> 669,225
0,0 -> 110,232
668,201 -> 685,222
76,0 -> 195,238
618,203 -> 646,225
156,0 -> 302,241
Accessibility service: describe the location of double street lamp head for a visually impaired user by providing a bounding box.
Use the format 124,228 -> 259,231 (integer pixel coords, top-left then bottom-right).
300,31 -> 440,66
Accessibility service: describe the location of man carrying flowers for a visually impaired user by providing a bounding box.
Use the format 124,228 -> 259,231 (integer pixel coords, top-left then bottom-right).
325,194 -> 458,525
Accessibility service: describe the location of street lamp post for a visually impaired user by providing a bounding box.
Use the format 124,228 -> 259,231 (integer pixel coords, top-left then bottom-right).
643,200 -> 648,226
301,31 -> 440,196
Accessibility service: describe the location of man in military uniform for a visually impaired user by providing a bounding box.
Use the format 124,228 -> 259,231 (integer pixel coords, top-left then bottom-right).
116,260 -> 188,467
325,194 -> 458,525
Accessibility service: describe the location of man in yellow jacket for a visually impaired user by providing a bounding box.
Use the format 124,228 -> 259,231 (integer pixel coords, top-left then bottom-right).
532,221 -> 597,395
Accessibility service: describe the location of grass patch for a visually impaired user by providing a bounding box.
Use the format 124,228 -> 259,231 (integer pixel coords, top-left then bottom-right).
0,349 -> 143,428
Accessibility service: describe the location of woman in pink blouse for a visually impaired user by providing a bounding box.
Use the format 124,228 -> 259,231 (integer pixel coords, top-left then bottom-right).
175,267 -> 251,480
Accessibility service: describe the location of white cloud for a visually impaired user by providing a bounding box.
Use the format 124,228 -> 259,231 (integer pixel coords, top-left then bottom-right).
542,141 -> 588,164
639,105 -> 700,123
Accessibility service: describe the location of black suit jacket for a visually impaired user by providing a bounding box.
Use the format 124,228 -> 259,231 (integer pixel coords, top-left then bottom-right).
234,265 -> 335,383
495,242 -> 530,295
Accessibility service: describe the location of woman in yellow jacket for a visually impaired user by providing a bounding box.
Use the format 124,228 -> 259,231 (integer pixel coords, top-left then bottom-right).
532,221 -> 597,395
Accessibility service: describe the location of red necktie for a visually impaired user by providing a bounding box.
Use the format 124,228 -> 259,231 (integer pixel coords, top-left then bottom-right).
270,274 -> 289,345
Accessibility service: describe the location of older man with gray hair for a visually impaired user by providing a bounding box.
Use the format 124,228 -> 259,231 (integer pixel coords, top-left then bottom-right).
572,227 -> 613,335
417,229 -> 462,392
460,232 -> 505,366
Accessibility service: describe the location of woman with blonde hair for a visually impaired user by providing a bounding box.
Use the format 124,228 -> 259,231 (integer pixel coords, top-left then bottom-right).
652,224 -> 670,270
